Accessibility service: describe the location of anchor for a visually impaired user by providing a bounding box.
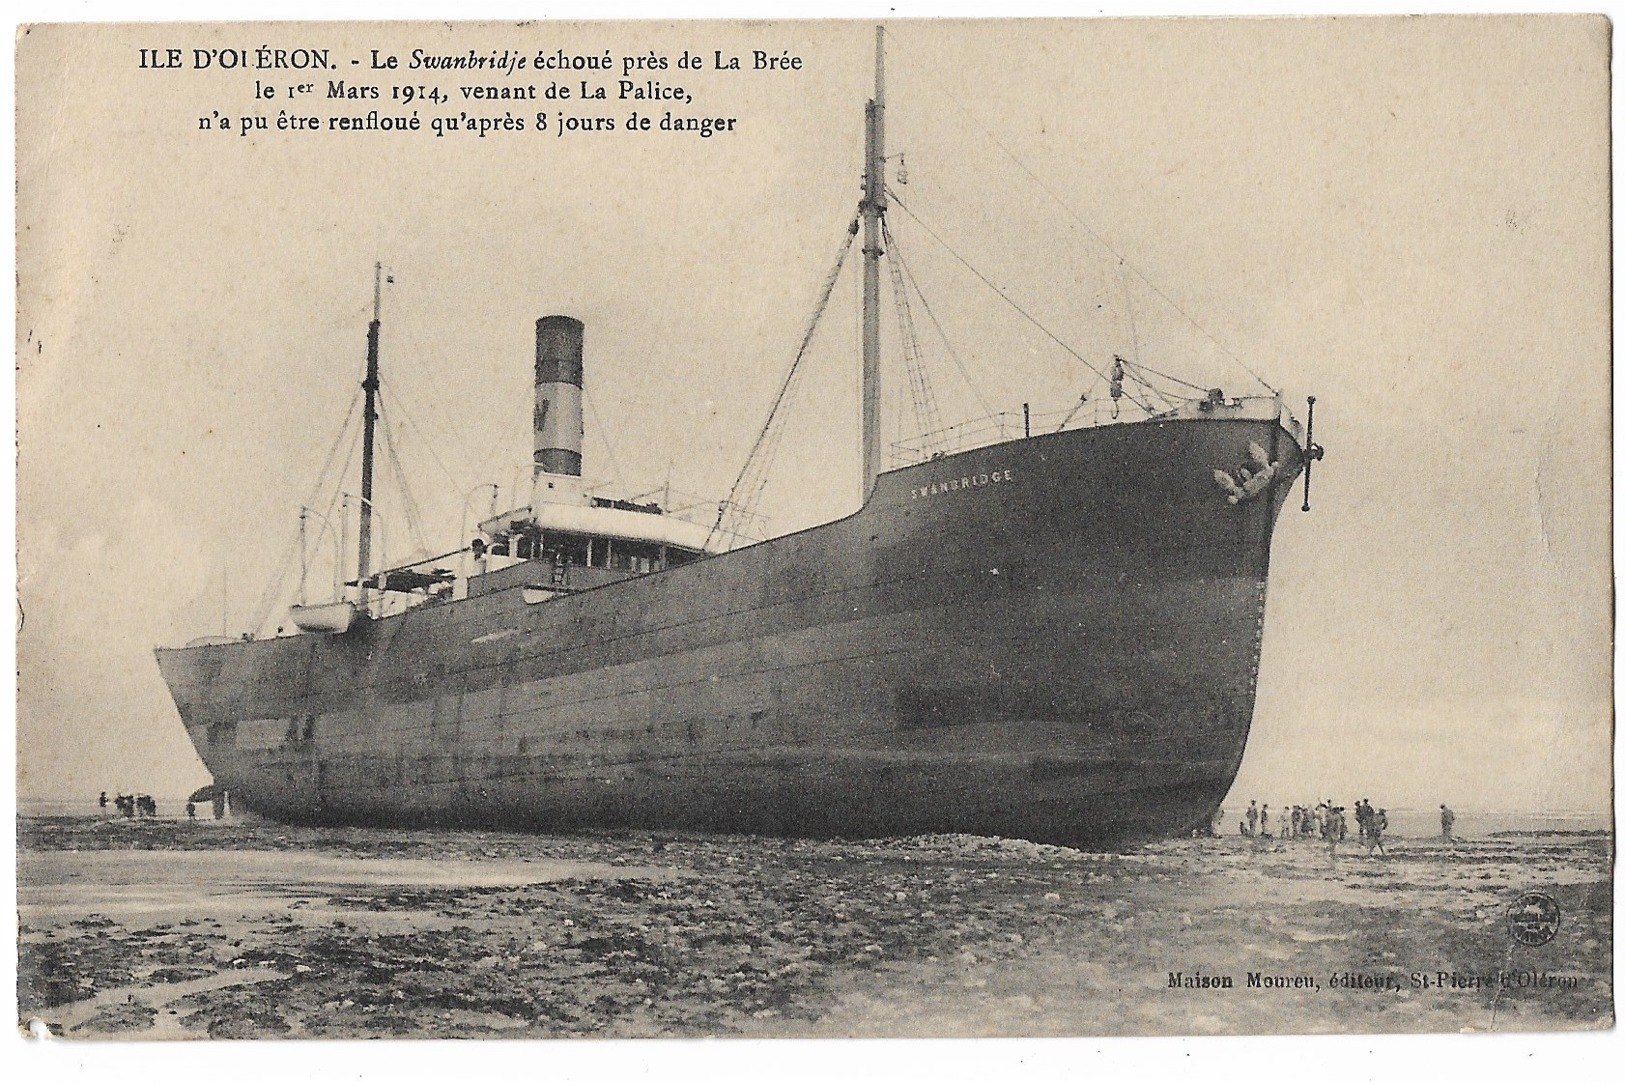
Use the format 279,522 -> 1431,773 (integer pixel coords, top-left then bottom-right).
1300,395 -> 1326,512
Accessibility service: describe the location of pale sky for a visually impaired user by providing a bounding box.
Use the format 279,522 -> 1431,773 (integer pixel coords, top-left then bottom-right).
14,17 -> 1612,813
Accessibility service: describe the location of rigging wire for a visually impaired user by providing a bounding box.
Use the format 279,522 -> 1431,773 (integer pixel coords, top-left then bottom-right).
469,408 -> 532,507
892,368 -> 906,463
1128,369 -> 1178,415
322,413 -> 362,547
378,276 -> 531,516
378,404 -> 431,559
244,383 -> 363,635
248,408 -> 363,635
583,387 -> 627,492
707,218 -> 860,551
882,220 -> 947,456
304,401 -> 362,606
380,283 -> 500,483
889,240 -> 1003,432
1052,393 -> 1093,433
246,529 -> 304,638
1125,357 -> 1212,394
378,377 -> 469,498
879,26 -> 1277,395
887,189 -> 1158,416
1118,259 -> 1144,370
301,385 -> 364,513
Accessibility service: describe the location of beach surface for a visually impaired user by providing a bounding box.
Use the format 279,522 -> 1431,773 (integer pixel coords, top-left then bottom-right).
16,817 -> 1612,1038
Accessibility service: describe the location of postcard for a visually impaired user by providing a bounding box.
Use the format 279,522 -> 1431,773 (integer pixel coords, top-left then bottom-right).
15,17 -> 1613,1043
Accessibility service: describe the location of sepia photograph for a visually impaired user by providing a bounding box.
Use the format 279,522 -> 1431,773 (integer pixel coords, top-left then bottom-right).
13,11 -> 1613,1055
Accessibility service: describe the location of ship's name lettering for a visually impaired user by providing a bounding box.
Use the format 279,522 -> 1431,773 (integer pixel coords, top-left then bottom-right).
910,469 -> 1014,500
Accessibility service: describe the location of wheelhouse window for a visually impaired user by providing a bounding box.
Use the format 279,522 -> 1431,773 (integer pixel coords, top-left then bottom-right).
611,539 -> 660,573
545,531 -> 590,568
498,528 -> 699,574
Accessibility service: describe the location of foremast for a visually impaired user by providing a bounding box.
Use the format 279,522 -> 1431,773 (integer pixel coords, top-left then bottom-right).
860,26 -> 886,499
358,261 -> 382,608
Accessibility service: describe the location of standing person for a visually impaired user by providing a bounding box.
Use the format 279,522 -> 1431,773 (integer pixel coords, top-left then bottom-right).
1369,808 -> 1388,855
1440,804 -> 1456,843
98,791 -> 108,812
1260,804 -> 1272,839
1246,801 -> 1258,838
1327,806 -> 1347,856
185,800 -> 196,820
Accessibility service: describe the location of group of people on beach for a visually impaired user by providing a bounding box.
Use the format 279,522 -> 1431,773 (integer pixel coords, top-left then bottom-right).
1213,798 -> 1460,852
1351,799 -> 1388,853
100,791 -> 157,818
1223,798 -> 1392,854
100,789 -> 225,820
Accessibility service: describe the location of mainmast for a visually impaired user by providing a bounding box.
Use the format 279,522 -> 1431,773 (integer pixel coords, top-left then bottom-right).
357,261 -> 382,603
860,26 -> 886,499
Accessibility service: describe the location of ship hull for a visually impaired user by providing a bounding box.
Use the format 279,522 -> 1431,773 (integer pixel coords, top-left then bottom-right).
156,415 -> 1303,847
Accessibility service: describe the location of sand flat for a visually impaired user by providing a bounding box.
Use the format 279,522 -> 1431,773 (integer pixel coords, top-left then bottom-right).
16,817 -> 1612,1038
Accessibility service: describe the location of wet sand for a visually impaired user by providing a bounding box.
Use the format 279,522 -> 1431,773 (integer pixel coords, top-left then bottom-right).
16,817 -> 1612,1038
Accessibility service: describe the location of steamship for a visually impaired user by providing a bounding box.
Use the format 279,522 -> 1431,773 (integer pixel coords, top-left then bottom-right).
154,31 -> 1322,846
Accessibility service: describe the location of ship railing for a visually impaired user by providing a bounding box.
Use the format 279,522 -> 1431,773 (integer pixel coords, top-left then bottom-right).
888,399 -> 1126,466
889,394 -> 1286,467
